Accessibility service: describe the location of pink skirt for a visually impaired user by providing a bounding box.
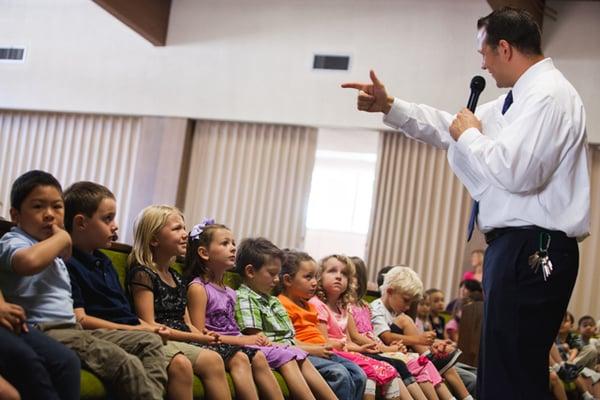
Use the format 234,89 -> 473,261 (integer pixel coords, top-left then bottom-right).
407,357 -> 443,386
334,350 -> 398,385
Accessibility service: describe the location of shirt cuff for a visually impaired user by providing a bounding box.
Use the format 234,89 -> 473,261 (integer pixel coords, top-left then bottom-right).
383,98 -> 413,130
455,127 -> 482,154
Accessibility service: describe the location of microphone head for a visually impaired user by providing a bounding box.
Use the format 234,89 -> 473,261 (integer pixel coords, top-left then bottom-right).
470,75 -> 486,93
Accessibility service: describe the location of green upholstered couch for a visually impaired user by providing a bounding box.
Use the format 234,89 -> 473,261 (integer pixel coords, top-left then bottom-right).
0,218 -> 289,399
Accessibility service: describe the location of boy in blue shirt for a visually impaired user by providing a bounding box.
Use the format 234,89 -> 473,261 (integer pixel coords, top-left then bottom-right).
0,170 -> 168,400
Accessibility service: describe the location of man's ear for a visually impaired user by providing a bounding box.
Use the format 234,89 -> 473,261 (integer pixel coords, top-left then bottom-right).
9,207 -> 19,224
498,39 -> 512,60
73,214 -> 87,231
197,246 -> 209,261
244,264 -> 255,278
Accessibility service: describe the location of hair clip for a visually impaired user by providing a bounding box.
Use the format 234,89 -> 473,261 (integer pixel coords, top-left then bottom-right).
189,218 -> 216,240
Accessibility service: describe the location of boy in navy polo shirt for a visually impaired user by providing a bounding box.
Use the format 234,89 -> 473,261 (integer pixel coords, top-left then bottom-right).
64,181 -> 229,400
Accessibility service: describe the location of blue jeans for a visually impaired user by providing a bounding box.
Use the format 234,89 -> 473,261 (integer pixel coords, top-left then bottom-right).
308,354 -> 366,400
0,325 -> 80,400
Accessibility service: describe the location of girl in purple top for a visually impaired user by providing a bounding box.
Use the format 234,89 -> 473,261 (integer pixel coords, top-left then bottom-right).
184,221 -> 319,400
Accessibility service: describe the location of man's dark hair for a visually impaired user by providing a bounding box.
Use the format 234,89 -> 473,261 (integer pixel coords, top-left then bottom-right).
10,170 -> 62,211
64,181 -> 115,233
477,7 -> 542,56
235,237 -> 283,277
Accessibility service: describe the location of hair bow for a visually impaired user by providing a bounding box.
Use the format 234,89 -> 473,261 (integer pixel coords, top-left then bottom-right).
189,218 -> 216,240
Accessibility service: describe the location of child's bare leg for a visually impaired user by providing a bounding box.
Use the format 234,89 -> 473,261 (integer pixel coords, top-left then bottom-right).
394,378 -> 412,400
549,371 -> 568,400
251,351 -> 284,400
434,382 -> 454,400
298,359 -> 337,400
278,360 -> 315,400
227,352 -> 258,400
592,380 -> 600,398
415,381 -> 439,400
167,354 -> 193,400
194,350 -> 231,400
363,378 -> 376,400
442,367 -> 469,399
0,376 -> 20,400
407,382 -> 431,400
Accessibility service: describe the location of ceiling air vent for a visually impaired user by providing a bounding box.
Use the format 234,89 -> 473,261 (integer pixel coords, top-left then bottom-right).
0,47 -> 26,63
313,54 -> 350,71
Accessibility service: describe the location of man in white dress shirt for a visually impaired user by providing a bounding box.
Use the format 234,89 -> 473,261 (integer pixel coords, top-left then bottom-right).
343,7 -> 589,400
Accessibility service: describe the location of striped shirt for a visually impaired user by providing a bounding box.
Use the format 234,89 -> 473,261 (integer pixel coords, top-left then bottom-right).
234,284 -> 296,345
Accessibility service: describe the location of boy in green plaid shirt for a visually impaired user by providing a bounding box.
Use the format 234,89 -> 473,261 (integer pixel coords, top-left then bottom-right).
234,237 -> 337,400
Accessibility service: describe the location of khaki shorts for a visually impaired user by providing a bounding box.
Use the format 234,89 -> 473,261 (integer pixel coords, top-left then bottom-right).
163,340 -> 203,364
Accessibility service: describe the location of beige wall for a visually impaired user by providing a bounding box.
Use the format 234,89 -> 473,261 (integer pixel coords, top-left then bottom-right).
0,0 -> 598,141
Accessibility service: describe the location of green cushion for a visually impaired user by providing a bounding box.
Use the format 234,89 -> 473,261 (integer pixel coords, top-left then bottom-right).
80,369 -> 107,399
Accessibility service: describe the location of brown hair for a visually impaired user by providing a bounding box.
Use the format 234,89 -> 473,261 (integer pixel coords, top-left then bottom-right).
182,223 -> 230,283
64,181 -> 115,233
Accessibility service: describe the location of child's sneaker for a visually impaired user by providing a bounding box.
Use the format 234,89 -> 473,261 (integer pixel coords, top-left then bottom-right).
425,348 -> 462,375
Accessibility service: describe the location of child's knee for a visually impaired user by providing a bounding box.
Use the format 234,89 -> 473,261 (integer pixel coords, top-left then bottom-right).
251,351 -> 269,369
168,353 -> 192,377
228,352 -> 250,370
195,350 -> 225,373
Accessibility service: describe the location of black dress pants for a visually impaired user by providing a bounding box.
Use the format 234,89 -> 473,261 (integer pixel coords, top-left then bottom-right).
476,228 -> 578,400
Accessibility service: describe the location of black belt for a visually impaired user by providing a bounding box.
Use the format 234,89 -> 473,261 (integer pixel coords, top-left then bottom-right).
484,225 -> 567,245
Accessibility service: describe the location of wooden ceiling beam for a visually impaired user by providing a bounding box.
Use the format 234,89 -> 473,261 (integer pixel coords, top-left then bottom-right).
93,0 -> 171,46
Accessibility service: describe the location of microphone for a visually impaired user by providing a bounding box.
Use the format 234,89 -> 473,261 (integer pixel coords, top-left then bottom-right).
467,76 -> 486,112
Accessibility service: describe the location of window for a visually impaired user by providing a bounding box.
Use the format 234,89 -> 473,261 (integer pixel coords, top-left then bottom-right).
303,129 -> 378,260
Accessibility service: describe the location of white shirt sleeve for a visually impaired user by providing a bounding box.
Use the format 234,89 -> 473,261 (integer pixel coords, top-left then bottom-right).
384,98 -> 455,150
370,299 -> 392,338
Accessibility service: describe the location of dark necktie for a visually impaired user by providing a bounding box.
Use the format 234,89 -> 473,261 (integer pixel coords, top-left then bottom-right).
466,90 -> 513,241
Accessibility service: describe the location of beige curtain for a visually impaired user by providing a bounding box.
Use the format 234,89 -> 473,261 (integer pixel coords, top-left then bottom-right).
366,131 -> 473,297
183,121 -> 317,249
0,110 -> 141,240
571,144 -> 600,319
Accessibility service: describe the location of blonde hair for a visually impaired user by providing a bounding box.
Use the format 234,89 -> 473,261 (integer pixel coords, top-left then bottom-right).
128,205 -> 184,271
316,254 -> 356,308
380,266 -> 423,301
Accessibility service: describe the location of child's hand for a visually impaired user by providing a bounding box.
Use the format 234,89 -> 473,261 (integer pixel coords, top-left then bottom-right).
244,334 -> 271,346
359,342 -> 380,354
388,340 -> 407,353
328,340 -> 346,351
203,329 -> 221,344
51,225 -> 72,261
154,325 -> 171,343
256,333 -> 271,346
0,301 -> 27,334
419,331 -> 436,346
